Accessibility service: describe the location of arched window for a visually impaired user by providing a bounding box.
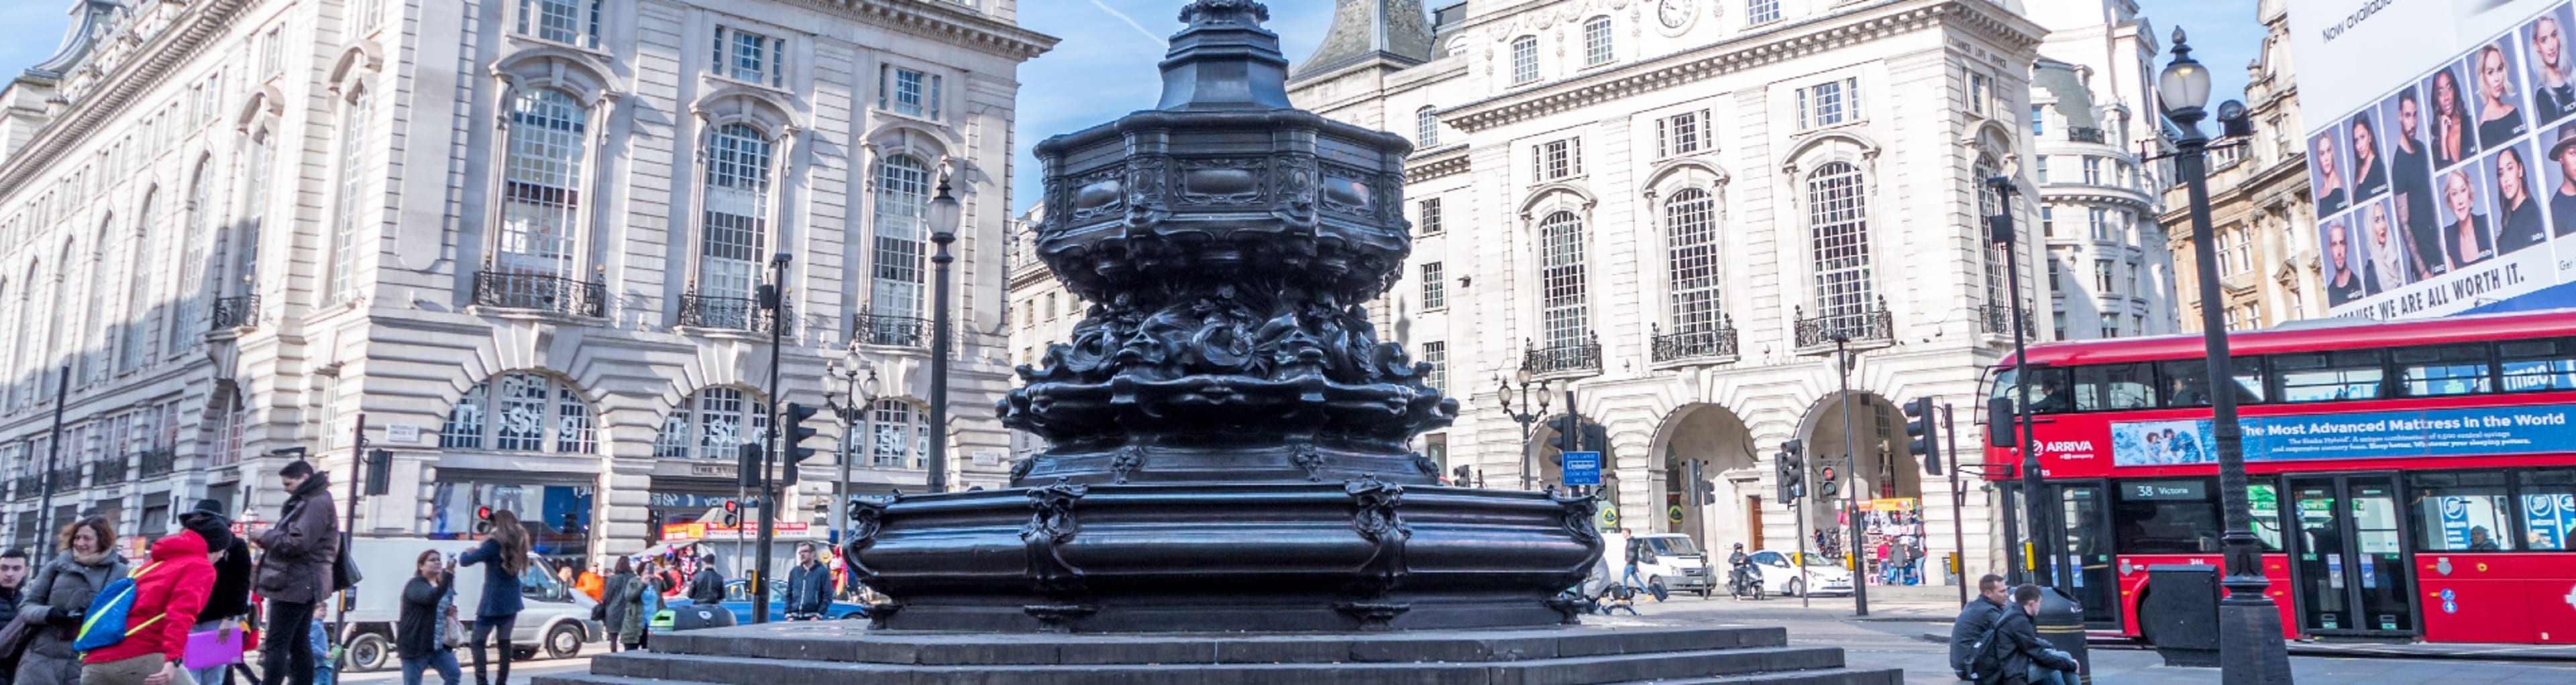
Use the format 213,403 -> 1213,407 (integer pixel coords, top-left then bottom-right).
1582,16 -> 1614,66
40,249 -> 66,397
862,399 -> 930,469
696,123 -> 773,329
1807,161 -> 1875,323
327,89 -> 372,304
121,189 -> 156,371
1415,107 -> 1440,148
653,386 -> 771,460
174,159 -> 214,352
439,372 -> 596,454
1664,189 -> 1721,332
496,89 -> 588,285
1539,210 -> 1588,349
1510,36 -> 1539,85
871,155 -> 931,324
227,130 -> 272,301
1975,157 -> 2008,309
82,217 -> 112,381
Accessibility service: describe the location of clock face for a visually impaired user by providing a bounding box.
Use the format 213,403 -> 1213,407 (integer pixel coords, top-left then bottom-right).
1659,0 -> 1695,29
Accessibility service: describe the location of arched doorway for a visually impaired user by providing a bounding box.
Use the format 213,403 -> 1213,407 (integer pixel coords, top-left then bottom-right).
1654,404 -> 1758,551
1797,390 -> 1925,545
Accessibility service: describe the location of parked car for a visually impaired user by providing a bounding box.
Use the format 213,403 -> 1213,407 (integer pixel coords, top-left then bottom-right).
339,537 -> 602,672
718,579 -> 871,623
1744,549 -> 1855,597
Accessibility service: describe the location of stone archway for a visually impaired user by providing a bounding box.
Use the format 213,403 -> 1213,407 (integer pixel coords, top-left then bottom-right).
1653,404 -> 1760,551
1796,390 -> 1925,539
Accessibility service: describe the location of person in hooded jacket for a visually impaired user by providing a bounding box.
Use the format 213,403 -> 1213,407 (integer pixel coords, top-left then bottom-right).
252,462 -> 337,685
77,521 -> 218,685
17,516 -> 129,685
1974,585 -> 2080,685
178,502 -> 252,685
395,550 -> 459,685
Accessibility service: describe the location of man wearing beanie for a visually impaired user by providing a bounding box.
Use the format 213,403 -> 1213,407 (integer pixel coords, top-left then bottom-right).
180,501 -> 253,685
251,462 -> 337,685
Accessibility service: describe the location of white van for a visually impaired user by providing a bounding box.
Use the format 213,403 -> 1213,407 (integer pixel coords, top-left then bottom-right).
1593,531 -> 1714,598
335,537 -> 602,672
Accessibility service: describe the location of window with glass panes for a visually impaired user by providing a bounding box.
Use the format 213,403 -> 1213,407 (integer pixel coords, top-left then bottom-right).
1798,78 -> 1859,129
1748,0 -> 1779,24
1416,107 -> 1439,148
652,387 -> 771,460
1976,158 -> 2008,306
121,190 -> 158,370
1807,162 -> 1874,321
873,156 -> 931,323
1582,17 -> 1613,66
1421,262 -> 1446,310
714,27 -> 784,87
2394,344 -> 2492,397
1539,211 -> 1589,349
440,372 -> 596,454
497,89 -> 588,280
1665,188 -> 1723,332
2084,156 -> 2103,184
1511,36 -> 1538,84
2094,260 -> 2114,292
1418,197 -> 1442,235
2274,350 -> 2386,402
1421,341 -> 1447,394
327,91 -> 370,304
174,162 -> 212,352
1658,109 -> 1710,158
519,0 -> 601,48
2501,338 -> 2576,391
868,399 -> 930,468
698,124 -> 772,325
881,65 -> 943,119
1534,138 -> 1582,180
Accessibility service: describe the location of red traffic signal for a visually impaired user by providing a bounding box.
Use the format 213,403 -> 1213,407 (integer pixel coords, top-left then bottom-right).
1818,466 -> 1835,481
474,506 -> 494,534
721,500 -> 743,527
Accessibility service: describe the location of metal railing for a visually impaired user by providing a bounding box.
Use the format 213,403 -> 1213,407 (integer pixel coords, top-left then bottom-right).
90,460 -> 125,486
1521,333 -> 1603,376
207,295 -> 260,330
50,467 -> 83,491
139,449 -> 176,478
678,293 -> 790,335
1977,303 -> 2031,335
852,308 -> 934,348
474,269 -> 607,317
1651,319 -> 1739,363
8,476 -> 31,500
2066,127 -> 2106,144
1794,302 -> 1894,348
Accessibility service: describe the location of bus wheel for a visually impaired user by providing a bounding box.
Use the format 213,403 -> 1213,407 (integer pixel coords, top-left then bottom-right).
345,633 -> 391,673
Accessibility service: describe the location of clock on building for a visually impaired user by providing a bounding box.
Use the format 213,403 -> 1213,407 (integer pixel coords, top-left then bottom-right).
1658,0 -> 1697,30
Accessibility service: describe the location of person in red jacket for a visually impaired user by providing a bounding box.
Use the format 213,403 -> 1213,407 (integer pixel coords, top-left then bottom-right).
78,527 -> 219,685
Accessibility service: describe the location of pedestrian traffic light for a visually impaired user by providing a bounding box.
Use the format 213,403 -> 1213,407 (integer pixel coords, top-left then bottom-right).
1904,397 -> 1942,474
363,449 -> 392,496
721,500 -> 742,527
1776,439 -> 1805,502
737,442 -> 763,488
474,506 -> 493,534
1819,463 -> 1841,499
780,403 -> 823,486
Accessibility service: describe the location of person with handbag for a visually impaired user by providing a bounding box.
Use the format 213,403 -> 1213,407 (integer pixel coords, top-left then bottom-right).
17,516 -> 128,685
76,519 -> 218,685
457,511 -> 529,685
251,462 -> 336,685
178,502 -> 252,685
596,560 -> 633,653
395,551 -> 461,685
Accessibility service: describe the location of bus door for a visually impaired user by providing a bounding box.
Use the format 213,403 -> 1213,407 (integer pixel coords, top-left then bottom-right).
2051,481 -> 2120,629
2286,474 -> 2416,637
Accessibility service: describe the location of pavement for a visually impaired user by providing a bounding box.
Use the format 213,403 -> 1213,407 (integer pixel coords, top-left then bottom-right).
333,645 -> 601,685
1624,583 -> 2576,684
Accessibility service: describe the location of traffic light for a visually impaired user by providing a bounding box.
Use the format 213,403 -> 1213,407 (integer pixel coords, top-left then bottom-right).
721,499 -> 743,527
737,442 -> 763,488
363,449 -> 392,496
1776,439 -> 1806,503
780,403 -> 823,486
474,506 -> 493,534
1904,397 -> 1943,474
1451,464 -> 1472,486
561,513 -> 581,535
1819,462 -> 1841,500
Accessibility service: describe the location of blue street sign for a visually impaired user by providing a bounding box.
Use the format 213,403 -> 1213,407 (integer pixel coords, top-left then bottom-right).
1562,451 -> 1601,486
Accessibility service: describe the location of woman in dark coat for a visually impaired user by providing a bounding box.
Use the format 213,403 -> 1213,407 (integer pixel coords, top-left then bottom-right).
13,517 -> 127,685
458,511 -> 530,685
599,559 -> 635,653
397,550 -> 460,685
180,500 -> 255,685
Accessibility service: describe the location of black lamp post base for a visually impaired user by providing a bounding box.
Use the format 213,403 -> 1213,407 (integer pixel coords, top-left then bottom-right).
2220,600 -> 2298,684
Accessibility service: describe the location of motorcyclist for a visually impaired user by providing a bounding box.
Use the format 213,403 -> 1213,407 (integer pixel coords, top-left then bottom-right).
1727,543 -> 1757,594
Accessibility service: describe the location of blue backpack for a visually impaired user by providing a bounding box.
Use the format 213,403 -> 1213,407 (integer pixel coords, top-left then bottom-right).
72,562 -> 162,652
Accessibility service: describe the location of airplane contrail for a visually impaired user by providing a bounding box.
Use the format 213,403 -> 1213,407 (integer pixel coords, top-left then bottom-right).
1087,0 -> 1167,46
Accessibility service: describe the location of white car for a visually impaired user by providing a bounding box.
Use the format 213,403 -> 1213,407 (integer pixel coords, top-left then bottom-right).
1741,549 -> 1855,597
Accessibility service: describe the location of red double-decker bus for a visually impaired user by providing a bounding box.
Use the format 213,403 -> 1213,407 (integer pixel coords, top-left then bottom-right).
1983,309 -> 2576,645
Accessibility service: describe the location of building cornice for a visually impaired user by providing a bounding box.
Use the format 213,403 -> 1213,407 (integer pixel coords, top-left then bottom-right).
1405,144 -> 1472,183
797,0 -> 1061,62
1438,0 -> 2043,133
0,0 -> 252,198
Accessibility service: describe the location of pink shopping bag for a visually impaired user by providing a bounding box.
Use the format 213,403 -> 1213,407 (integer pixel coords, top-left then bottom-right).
182,624 -> 246,670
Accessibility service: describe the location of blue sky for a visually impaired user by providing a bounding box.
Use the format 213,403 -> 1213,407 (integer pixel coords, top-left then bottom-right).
0,0 -> 2265,211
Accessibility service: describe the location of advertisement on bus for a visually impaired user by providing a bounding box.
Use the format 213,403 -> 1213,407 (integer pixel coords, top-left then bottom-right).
2288,0 -> 2576,319
2108,403 -> 2576,466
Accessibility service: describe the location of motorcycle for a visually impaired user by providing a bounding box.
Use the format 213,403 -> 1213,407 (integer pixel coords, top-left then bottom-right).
1727,561 -> 1764,600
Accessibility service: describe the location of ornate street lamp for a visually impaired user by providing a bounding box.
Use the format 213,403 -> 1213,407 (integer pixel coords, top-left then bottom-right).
926,174 -> 962,494
1495,368 -> 1552,489
2158,28 -> 2290,685
825,365 -> 882,537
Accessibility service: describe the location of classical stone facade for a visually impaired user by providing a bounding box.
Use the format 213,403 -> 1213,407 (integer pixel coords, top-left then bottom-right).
0,0 -> 1053,558
2026,0 -> 2180,341
1283,0 -> 2051,577
2162,0 -> 2326,333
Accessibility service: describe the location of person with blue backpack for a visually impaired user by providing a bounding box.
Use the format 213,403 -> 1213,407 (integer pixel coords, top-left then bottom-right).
74,517 -> 219,685
15,517 -> 127,685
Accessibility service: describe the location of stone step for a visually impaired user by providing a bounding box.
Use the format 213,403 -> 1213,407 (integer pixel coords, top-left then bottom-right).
567,643 -> 1856,685
1601,668 -> 1908,685
640,623 -> 1792,666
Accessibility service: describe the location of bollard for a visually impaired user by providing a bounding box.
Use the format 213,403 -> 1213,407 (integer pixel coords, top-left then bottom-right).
2033,586 -> 2093,684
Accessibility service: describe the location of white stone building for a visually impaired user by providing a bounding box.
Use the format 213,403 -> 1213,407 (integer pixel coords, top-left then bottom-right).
1285,0 -> 2051,579
0,0 -> 1053,558
2024,0 -> 2180,340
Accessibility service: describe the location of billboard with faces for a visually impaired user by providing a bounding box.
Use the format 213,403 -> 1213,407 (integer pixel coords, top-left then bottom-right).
2291,0 -> 2576,319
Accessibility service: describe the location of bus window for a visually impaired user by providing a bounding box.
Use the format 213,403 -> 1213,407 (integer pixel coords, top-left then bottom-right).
2499,338 -> 2576,392
2112,478 -> 2219,554
1992,366 -> 2073,415
2394,344 -> 2493,397
2075,363 -> 2157,411
2518,469 -> 2575,551
2249,483 -> 2285,552
2273,350 -> 2386,403
2156,358 -> 2265,407
2410,471 -> 2514,551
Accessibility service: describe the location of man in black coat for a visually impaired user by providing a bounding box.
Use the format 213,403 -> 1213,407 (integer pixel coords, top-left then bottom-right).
1975,585 -> 2081,685
253,461 -> 338,685
1948,574 -> 2009,679
687,554 -> 727,606
782,543 -> 833,621
0,547 -> 28,685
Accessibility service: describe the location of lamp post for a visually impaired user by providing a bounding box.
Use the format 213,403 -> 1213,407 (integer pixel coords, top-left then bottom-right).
926,174 -> 962,494
2159,28 -> 2292,685
1984,174 -> 2051,588
1828,333 -> 1866,617
753,251 -> 791,622
1495,368 -> 1552,489
824,366 -> 881,541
